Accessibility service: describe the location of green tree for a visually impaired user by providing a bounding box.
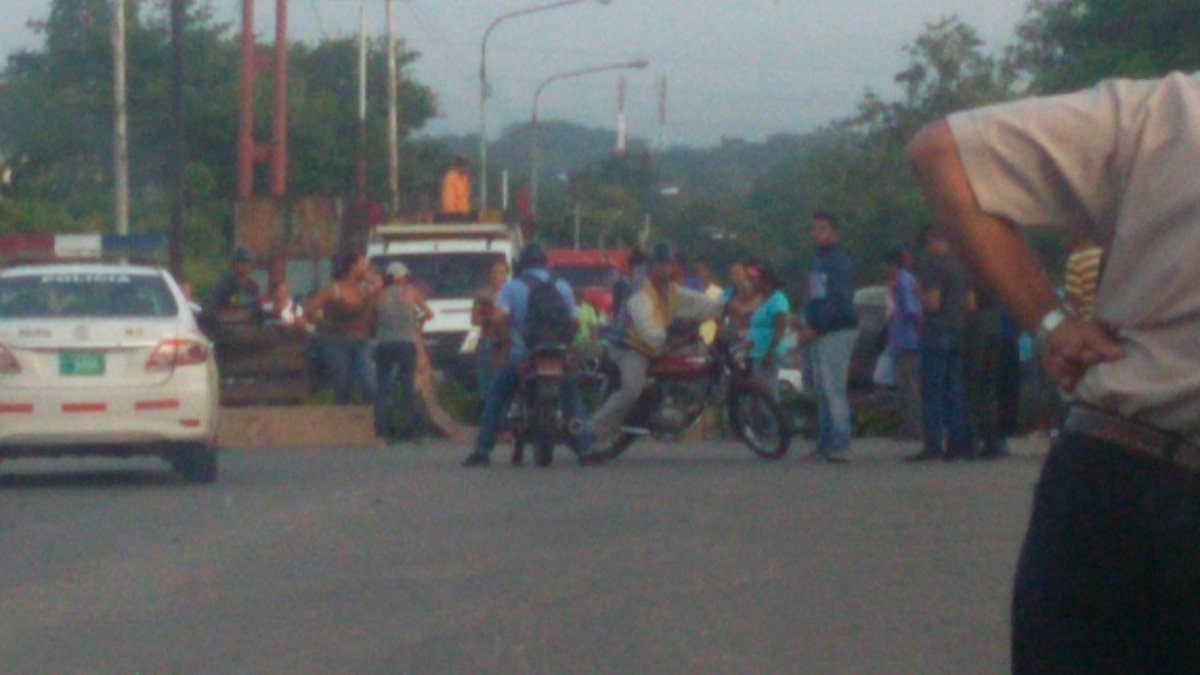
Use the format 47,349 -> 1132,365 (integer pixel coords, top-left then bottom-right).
745,17 -> 1016,283
1010,0 -> 1200,95
288,37 -> 437,200
0,0 -> 442,287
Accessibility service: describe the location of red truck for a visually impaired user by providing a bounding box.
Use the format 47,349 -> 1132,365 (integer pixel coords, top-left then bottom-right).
544,249 -> 630,321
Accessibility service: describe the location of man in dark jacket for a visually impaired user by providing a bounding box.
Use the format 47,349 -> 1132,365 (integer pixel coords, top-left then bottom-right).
908,226 -> 973,462
798,211 -> 859,462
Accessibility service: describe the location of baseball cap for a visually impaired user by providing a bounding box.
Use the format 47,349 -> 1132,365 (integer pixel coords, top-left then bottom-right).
386,261 -> 409,279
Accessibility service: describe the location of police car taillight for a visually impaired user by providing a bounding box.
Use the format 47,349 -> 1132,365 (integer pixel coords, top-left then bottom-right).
0,345 -> 20,375
145,340 -> 208,371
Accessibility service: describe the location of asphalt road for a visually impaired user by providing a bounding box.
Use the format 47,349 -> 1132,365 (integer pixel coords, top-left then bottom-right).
0,436 -> 1047,674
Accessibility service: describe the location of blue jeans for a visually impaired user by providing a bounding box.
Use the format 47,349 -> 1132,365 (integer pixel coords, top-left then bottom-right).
322,335 -> 375,405
476,337 -> 495,394
919,330 -> 969,456
374,341 -> 419,438
1013,433 -> 1200,673
472,350 -> 589,458
811,328 -> 857,454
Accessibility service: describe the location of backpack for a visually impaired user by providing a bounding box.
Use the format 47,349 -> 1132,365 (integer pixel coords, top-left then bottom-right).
521,272 -> 573,348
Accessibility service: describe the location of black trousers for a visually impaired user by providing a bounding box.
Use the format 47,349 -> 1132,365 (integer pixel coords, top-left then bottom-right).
374,341 -> 421,438
1013,433 -> 1200,674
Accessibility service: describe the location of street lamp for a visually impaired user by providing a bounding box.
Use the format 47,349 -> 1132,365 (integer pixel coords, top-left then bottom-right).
479,0 -> 614,213
530,59 -> 649,219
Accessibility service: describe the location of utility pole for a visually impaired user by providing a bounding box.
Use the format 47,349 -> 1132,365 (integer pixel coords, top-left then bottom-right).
112,0 -> 130,236
169,0 -> 185,275
616,75 -> 626,156
270,0 -> 288,200
657,75 -> 668,151
385,0 -> 400,217
356,5 -> 368,202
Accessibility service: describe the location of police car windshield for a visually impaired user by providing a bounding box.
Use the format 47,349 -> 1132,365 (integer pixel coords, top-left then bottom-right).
0,273 -> 179,319
374,253 -> 505,300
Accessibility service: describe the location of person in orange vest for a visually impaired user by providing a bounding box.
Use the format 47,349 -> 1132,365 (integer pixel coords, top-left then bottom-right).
438,156 -> 473,221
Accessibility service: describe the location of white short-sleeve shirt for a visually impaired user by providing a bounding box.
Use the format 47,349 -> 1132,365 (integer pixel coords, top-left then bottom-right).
949,72 -> 1200,437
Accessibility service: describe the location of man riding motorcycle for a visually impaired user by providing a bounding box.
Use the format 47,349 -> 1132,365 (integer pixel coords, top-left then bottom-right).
462,243 -> 597,467
589,243 -> 725,446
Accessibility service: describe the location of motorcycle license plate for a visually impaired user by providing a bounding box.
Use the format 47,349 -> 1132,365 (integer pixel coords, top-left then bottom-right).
535,358 -> 565,376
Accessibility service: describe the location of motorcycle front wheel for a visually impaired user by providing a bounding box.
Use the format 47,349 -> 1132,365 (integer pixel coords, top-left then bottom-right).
728,388 -> 791,460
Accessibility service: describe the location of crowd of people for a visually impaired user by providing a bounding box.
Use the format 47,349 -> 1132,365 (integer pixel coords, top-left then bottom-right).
204,207 -> 1088,468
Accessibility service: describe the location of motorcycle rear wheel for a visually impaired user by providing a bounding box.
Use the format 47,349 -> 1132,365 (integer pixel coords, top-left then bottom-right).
729,388 -> 791,460
510,433 -> 527,466
533,397 -> 557,467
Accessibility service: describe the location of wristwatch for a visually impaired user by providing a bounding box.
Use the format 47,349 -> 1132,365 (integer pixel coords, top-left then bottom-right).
1034,306 -> 1072,354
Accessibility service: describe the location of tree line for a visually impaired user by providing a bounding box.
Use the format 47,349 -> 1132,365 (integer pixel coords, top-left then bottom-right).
2,0 -> 1199,292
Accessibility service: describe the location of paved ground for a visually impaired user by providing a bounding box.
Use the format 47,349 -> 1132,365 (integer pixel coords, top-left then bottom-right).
0,435 -> 1048,674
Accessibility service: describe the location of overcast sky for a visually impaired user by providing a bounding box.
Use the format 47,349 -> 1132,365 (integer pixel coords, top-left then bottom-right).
2,0 -> 1029,147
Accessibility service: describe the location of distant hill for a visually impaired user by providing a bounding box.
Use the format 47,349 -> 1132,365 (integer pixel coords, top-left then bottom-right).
429,121 -> 809,199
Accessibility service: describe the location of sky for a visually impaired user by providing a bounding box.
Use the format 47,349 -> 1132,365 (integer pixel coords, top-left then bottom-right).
2,0 -> 1030,148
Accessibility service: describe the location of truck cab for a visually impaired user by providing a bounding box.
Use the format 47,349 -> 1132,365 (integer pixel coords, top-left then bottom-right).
545,249 -> 630,323
366,222 -> 521,373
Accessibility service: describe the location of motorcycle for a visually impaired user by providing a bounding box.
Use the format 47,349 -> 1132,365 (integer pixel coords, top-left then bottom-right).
595,338 -> 792,460
507,344 -> 584,467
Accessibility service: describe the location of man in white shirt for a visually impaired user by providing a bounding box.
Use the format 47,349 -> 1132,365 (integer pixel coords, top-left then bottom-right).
908,72 -> 1200,672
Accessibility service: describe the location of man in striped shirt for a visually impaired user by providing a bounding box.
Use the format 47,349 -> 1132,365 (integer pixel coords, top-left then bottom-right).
1063,232 -> 1103,320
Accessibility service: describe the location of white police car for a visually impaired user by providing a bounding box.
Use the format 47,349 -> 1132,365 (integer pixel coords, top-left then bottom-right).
0,260 -> 220,482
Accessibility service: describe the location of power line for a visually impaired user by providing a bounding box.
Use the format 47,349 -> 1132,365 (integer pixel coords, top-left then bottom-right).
308,0 -> 329,39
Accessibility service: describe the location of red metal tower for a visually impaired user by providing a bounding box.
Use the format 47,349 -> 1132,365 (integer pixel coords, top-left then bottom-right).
236,0 -> 288,201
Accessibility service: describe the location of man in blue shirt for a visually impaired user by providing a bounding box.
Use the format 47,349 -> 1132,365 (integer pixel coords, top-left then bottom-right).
462,243 -> 596,467
798,211 -> 859,462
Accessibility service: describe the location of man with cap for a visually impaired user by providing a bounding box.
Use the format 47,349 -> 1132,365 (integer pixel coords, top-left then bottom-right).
462,242 -> 596,467
210,246 -> 261,311
589,242 -> 724,450
374,261 -> 433,440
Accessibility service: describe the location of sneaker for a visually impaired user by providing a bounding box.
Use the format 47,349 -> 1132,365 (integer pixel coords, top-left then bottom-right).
461,453 -> 490,468
906,450 -> 943,463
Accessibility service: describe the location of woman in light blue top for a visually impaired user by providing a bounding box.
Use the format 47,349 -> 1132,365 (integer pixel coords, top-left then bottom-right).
745,264 -> 789,401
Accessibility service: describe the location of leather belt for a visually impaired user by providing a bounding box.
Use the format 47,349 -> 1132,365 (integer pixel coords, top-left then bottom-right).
1062,405 -> 1200,472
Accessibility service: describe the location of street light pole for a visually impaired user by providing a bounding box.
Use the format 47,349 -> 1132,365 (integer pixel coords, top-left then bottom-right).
479,0 -> 613,213
530,59 -> 648,220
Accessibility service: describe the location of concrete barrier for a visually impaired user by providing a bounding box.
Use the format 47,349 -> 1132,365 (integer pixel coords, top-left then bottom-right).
217,405 -> 376,450
216,338 -> 477,450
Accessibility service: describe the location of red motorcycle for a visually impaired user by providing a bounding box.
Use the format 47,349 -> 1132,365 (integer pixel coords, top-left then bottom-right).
595,338 -> 791,460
